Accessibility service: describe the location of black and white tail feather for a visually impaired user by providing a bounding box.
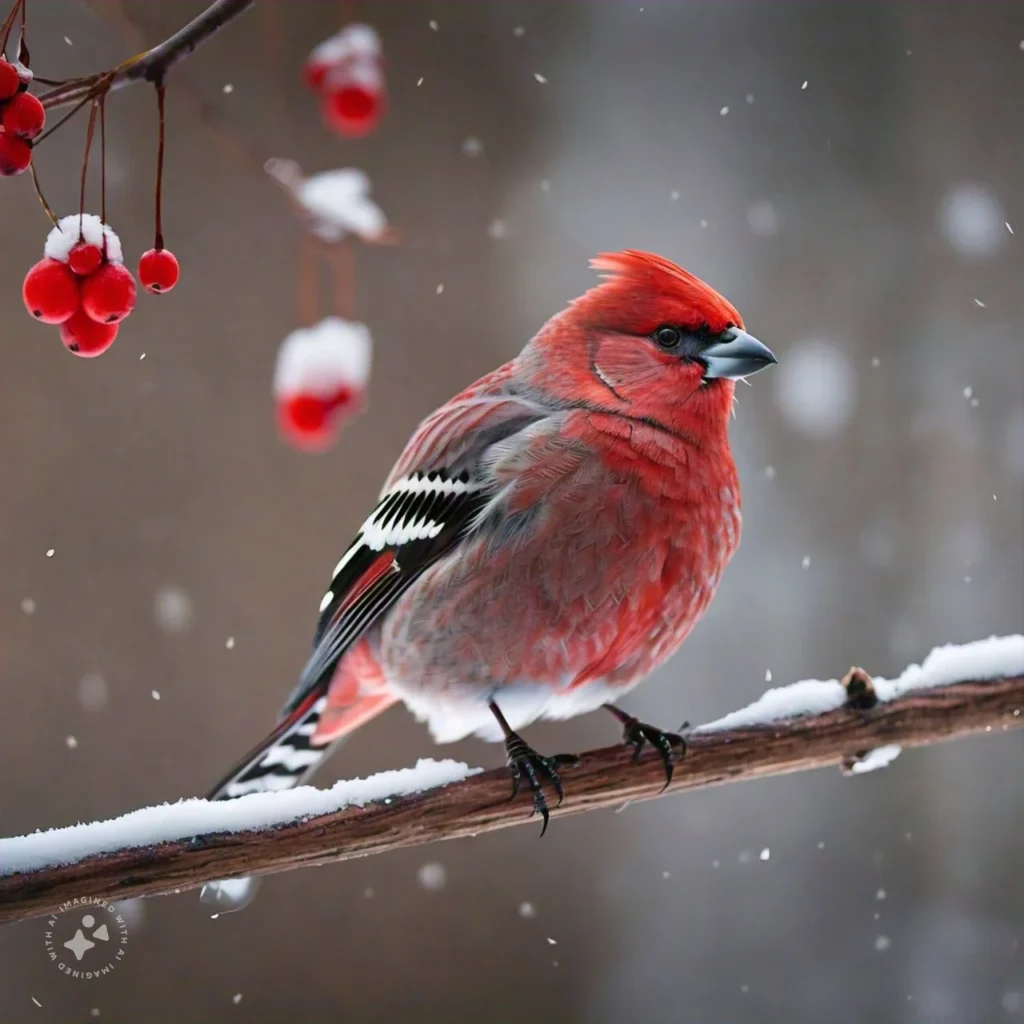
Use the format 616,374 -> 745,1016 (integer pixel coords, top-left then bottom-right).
199,467 -> 494,913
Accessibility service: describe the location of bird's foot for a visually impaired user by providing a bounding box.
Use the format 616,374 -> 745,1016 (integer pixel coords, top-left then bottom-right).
605,704 -> 687,790
502,730 -> 580,837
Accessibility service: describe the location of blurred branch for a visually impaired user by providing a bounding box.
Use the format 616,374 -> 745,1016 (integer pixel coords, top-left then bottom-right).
1,667 -> 1021,925
39,0 -> 255,109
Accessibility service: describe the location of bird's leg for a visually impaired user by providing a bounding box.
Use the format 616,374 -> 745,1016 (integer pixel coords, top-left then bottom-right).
604,704 -> 687,790
489,701 -> 580,837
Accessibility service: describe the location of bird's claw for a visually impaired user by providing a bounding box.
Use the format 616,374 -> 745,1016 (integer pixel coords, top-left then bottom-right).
619,714 -> 687,790
503,731 -> 579,836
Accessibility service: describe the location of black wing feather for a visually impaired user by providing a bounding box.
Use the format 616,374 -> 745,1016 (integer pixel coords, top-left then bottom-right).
280,472 -> 492,719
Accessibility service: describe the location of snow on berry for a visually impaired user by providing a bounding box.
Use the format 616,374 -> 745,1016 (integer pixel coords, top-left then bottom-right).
68,242 -> 103,277
138,248 -> 180,294
0,59 -> 19,100
2,91 -> 45,140
81,262 -> 137,324
0,129 -> 31,175
45,214 -> 124,265
267,160 -> 387,243
305,23 -> 382,92
60,310 -> 119,358
22,258 -> 80,324
273,317 -> 372,450
304,23 -> 385,137
13,60 -> 32,86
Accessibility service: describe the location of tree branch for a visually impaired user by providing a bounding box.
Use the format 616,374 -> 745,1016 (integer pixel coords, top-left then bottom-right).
39,0 -> 255,109
1,653 -> 1021,926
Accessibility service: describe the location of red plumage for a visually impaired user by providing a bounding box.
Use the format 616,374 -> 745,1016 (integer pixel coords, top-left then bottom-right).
201,249 -> 775,909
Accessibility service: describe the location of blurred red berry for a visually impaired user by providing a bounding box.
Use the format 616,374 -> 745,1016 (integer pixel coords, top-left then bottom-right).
2,91 -> 45,140
81,262 -> 137,324
60,310 -> 119,357
278,385 -> 362,451
67,242 -> 103,277
278,393 -> 335,450
322,84 -> 383,138
138,248 -> 180,294
0,59 -> 19,101
0,129 -> 31,175
22,258 -> 80,324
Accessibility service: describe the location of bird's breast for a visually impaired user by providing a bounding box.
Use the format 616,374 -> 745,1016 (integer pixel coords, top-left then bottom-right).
382,416 -> 741,692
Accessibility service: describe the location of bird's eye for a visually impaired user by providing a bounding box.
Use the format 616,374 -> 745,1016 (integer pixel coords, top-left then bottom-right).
654,326 -> 682,349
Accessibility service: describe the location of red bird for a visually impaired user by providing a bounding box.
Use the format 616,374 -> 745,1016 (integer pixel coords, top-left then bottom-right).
201,249 -> 775,910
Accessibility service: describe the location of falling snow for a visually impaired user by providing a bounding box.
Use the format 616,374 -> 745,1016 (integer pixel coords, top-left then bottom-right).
747,199 -> 779,236
78,672 -> 108,712
154,586 -> 193,634
775,339 -> 857,439
417,862 -> 448,891
939,183 -> 1007,259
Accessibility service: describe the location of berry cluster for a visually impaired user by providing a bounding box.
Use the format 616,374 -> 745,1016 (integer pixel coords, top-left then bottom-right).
304,24 -> 385,138
22,215 -> 134,356
273,317 -> 372,451
22,214 -> 180,357
0,55 -> 43,176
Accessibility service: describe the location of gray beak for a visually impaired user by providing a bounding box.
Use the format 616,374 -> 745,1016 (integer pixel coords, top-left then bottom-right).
702,327 -> 777,380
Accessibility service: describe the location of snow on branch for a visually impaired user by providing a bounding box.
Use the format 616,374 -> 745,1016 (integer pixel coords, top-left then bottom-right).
1,636 -> 1021,926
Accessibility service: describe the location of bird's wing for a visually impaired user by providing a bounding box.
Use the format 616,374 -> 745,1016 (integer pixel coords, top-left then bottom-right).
279,365 -> 547,720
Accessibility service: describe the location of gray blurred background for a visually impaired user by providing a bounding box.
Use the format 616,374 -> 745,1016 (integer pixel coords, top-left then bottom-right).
1,1 -> 1022,1021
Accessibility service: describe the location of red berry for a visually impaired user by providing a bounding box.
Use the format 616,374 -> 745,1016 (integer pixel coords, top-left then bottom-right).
67,242 -> 103,277
0,59 -> 18,101
2,91 -> 45,140
322,84 -> 382,137
0,128 -> 31,175
60,310 -> 119,358
278,393 -> 336,450
138,248 -> 180,294
81,262 -> 137,324
22,258 -> 80,324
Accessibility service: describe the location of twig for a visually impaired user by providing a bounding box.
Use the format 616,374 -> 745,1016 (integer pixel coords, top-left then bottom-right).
39,0 -> 255,109
0,665 -> 1020,926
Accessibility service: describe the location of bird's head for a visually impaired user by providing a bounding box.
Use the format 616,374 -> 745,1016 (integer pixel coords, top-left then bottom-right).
521,249 -> 775,440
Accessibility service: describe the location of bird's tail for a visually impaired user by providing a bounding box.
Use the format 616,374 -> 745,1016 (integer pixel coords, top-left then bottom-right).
198,680 -> 396,914
199,684 -> 336,913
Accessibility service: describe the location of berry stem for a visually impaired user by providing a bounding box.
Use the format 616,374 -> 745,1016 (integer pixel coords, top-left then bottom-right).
29,161 -> 58,227
0,0 -> 25,56
15,0 -> 28,67
79,99 -> 99,233
32,87 -> 100,147
154,81 -> 165,250
328,242 -> 355,321
99,96 -> 107,226
297,232 -> 318,328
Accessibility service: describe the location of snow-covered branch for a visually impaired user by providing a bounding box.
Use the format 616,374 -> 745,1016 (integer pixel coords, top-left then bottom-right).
0,637 -> 1021,926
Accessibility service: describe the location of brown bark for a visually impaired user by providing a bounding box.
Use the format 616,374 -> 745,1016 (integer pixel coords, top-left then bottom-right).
1,670 -> 1020,926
